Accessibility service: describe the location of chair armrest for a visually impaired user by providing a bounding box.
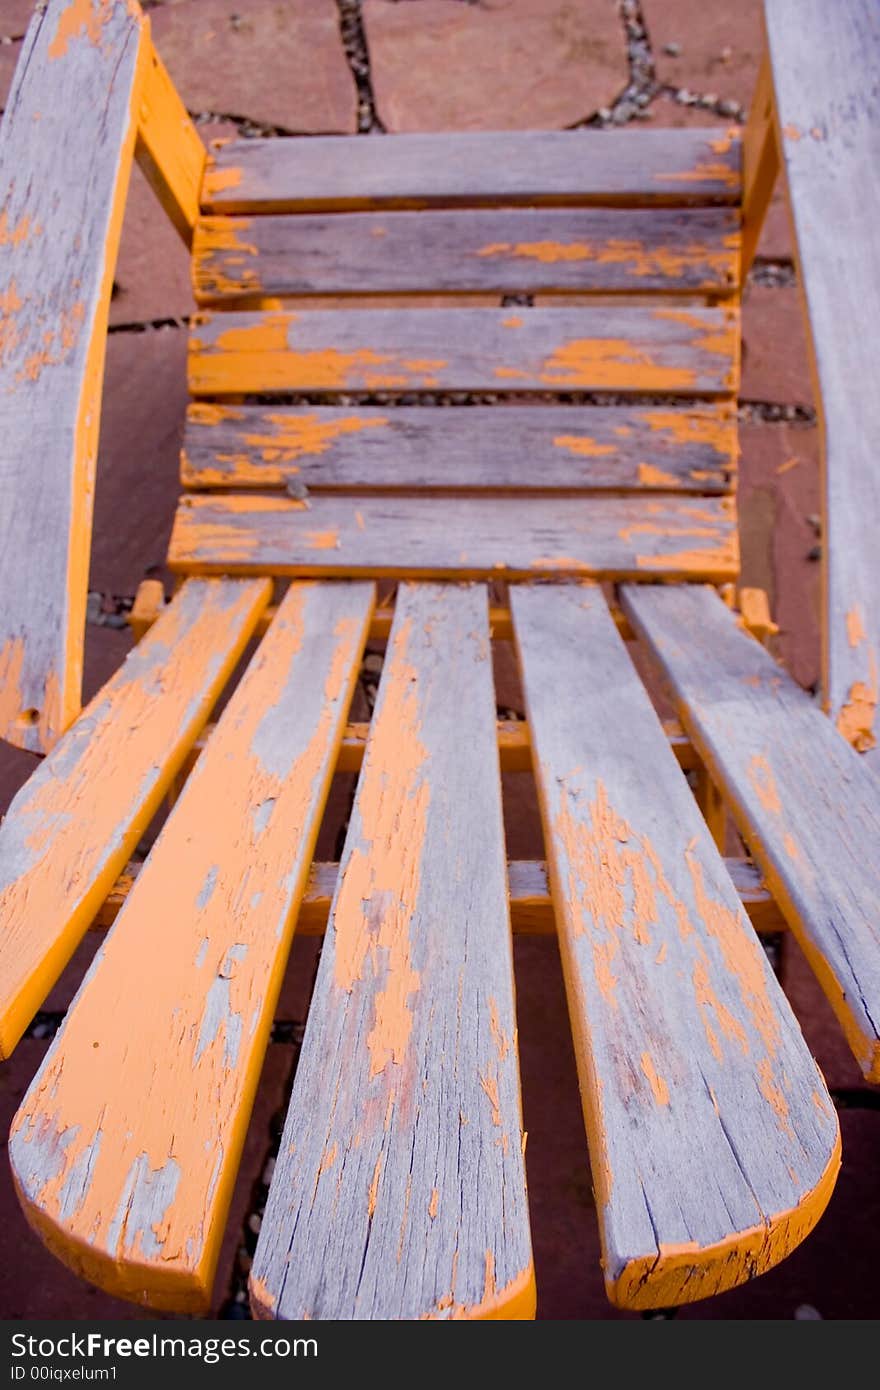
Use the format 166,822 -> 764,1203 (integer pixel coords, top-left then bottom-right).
764,0 -> 880,760
0,0 -> 149,753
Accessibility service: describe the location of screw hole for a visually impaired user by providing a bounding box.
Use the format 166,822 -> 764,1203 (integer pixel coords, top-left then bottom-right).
17,708 -> 39,727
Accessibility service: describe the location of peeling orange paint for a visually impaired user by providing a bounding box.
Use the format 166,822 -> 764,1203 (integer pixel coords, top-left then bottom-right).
553,433 -> 616,458
639,408 -> 736,458
49,0 -> 132,61
428,1188 -> 439,1220
747,753 -> 782,815
502,315 -> 524,328
846,606 -> 866,649
640,1052 -> 670,1106
539,337 -> 699,392
204,164 -> 243,196
480,1071 -> 502,1127
637,462 -> 680,487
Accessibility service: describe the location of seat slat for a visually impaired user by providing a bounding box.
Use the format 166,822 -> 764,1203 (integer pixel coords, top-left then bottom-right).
168,493 -> 739,583
182,402 -> 737,493
623,582 -> 880,1081
0,577 -> 270,1060
189,305 -> 739,397
0,1 -> 149,752
251,583 -> 533,1320
193,207 -> 740,301
510,581 -> 839,1310
201,129 -> 742,213
10,581 -> 375,1312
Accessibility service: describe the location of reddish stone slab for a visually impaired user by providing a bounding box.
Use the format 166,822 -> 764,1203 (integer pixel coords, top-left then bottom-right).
363,0 -> 628,132
741,284 -> 814,407
0,3 -> 35,37
91,327 -> 189,596
645,0 -> 764,107
0,38 -> 21,108
738,421 -> 821,691
150,0 -> 357,133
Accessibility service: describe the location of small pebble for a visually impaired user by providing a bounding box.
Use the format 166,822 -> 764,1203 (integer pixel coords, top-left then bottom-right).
794,1304 -> 823,1320
663,41 -> 682,56
362,653 -> 384,675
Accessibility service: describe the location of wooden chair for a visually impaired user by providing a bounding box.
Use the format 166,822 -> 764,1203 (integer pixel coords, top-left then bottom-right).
0,0 -> 877,1319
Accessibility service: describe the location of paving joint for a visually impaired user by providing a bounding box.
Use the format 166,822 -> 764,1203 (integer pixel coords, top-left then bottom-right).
336,0 -> 384,134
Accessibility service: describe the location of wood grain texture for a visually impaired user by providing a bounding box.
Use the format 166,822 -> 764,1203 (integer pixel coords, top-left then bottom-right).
167,492 -> 740,583
511,582 -> 839,1309
135,41 -> 206,245
10,581 -> 375,1312
623,582 -> 880,1082
0,577 -> 270,1060
188,305 -> 740,397
192,206 -> 740,301
181,401 -> 737,493
0,0 -> 149,752
764,0 -> 880,762
250,583 -> 534,1321
201,128 -> 742,213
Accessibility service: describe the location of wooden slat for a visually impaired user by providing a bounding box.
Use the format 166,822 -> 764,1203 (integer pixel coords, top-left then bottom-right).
193,206 -> 740,301
201,129 -> 742,213
764,0 -> 880,764
0,578 -> 270,1060
93,855 -> 786,937
0,0 -> 149,752
511,582 -> 839,1310
168,492 -> 739,582
10,582 -> 375,1312
188,305 -> 740,397
251,584 -> 534,1320
623,582 -> 880,1082
182,402 -> 737,493
135,41 -> 206,245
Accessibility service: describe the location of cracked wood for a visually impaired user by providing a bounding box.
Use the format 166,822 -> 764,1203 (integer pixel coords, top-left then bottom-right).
10,581 -> 375,1312
181,401 -> 737,493
0,0 -> 149,752
623,582 -> 880,1082
188,305 -> 740,397
511,581 -> 839,1310
251,583 -> 534,1320
168,492 -> 739,582
0,577 -> 269,1060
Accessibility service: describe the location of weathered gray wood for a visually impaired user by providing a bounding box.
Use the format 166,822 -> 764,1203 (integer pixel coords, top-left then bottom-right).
201,128 -> 742,213
623,581 -> 880,1082
193,206 -> 740,300
10,582 -> 375,1312
251,583 -> 533,1320
168,492 -> 739,582
188,304 -> 740,397
0,577 -> 270,1061
182,401 -> 737,493
764,0 -> 880,764
0,0 -> 148,752
511,582 -> 839,1309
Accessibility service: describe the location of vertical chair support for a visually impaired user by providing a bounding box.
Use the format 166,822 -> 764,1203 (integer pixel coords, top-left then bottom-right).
0,1 -> 204,755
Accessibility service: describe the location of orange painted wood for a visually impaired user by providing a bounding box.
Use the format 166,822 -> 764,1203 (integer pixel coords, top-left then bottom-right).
201,128 -> 742,213
182,402 -> 737,494
0,577 -> 269,1060
251,583 -> 534,1320
167,493 -> 739,583
135,41 -> 206,245
192,206 -> 740,300
741,51 -> 780,275
512,581 -> 839,1309
188,305 -> 740,397
10,581 -> 375,1312
624,582 -> 880,1081
0,0 -> 150,752
765,0 -> 880,764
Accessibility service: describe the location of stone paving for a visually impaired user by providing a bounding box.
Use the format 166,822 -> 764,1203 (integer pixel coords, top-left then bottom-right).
0,0 -> 875,1322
